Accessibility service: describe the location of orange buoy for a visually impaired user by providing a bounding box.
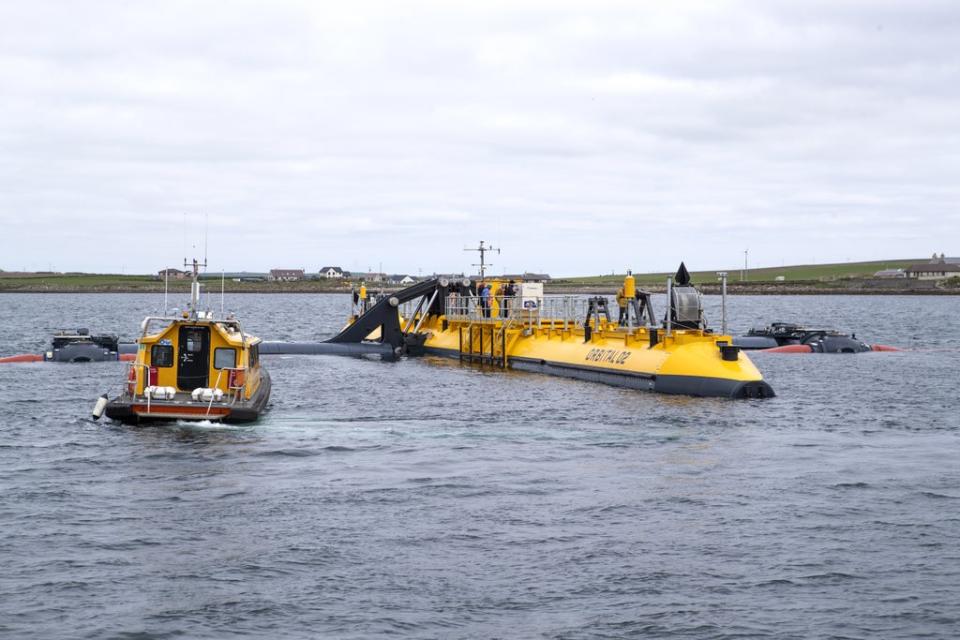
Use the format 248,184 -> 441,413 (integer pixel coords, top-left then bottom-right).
0,354 -> 44,363
760,344 -> 813,353
870,344 -> 902,352
119,353 -> 137,361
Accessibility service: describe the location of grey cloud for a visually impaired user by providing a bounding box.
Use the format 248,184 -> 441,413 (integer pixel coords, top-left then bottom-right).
0,1 -> 957,275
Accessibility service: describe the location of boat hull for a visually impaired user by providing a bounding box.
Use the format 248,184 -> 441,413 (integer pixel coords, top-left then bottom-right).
105,370 -> 271,424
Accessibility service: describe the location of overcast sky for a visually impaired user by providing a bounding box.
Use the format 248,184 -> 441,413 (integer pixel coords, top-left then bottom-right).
1,1 -> 957,276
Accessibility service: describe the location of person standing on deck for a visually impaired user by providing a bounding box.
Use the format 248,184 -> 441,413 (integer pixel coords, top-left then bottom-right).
616,287 -> 627,326
502,279 -> 517,318
479,282 -> 491,318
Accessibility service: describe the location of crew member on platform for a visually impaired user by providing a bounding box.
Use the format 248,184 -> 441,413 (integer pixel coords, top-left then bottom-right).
502,279 -> 517,318
479,282 -> 491,318
616,287 -> 627,326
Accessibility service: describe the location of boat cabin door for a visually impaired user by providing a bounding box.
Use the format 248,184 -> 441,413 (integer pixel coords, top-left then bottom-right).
177,326 -> 210,390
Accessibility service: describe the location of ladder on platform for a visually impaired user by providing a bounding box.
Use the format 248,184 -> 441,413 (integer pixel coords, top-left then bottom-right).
458,315 -> 519,368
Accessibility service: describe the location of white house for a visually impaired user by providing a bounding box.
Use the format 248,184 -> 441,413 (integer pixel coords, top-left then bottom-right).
319,266 -> 344,279
874,269 -> 906,279
906,254 -> 960,281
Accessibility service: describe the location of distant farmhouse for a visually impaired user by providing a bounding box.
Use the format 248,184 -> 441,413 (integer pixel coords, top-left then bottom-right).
432,273 -> 468,282
352,271 -> 386,283
197,272 -> 268,282
873,268 -> 907,279
319,266 -> 345,279
506,272 -> 551,282
270,269 -> 305,281
471,272 -> 552,282
906,253 -> 960,281
157,268 -> 189,280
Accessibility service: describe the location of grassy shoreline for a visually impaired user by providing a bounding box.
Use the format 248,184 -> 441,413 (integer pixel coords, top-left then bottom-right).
2,258 -> 957,295
1,281 -> 957,295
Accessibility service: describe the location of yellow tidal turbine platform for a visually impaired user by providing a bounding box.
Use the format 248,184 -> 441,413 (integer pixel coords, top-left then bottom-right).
333,264 -> 774,399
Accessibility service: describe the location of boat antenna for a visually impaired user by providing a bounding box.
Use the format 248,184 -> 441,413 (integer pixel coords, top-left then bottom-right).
184,254 -> 208,318
201,214 -> 213,313
465,240 -> 499,280
204,213 -> 209,267
221,270 -> 225,317
163,268 -> 169,316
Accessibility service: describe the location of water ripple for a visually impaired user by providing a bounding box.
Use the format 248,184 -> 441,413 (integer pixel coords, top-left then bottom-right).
0,293 -> 958,639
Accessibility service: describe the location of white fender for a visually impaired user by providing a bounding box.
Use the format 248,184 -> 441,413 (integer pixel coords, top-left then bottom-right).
91,394 -> 108,420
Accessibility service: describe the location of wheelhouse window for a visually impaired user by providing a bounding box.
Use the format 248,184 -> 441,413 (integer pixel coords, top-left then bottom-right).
151,344 -> 174,367
214,347 -> 237,369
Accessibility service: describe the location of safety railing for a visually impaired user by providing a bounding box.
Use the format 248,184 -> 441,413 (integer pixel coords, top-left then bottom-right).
125,360 -> 173,414
445,294 -> 601,331
125,361 -> 159,413
444,295 -> 535,322
206,369 -> 224,416
126,362 -> 148,395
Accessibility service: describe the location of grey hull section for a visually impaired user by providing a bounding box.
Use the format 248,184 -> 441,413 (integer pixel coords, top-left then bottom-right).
259,341 -> 397,359
119,341 -> 396,358
732,336 -> 779,350
46,343 -> 119,362
654,374 -> 775,399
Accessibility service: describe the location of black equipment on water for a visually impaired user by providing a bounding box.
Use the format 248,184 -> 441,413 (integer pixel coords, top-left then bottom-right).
733,322 -> 871,353
46,329 -> 121,362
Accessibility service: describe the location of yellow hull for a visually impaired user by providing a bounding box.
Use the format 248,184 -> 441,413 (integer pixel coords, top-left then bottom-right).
416,318 -> 773,398
344,274 -> 773,398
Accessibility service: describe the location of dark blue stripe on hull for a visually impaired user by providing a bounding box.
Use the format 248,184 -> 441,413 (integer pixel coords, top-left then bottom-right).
508,356 -> 656,391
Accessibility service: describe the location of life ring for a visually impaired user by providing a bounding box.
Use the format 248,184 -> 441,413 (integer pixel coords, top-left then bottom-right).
228,368 -> 245,388
126,366 -> 137,395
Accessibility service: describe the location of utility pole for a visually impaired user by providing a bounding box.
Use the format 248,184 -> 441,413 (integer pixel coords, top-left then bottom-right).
717,272 -> 728,335
465,240 -> 499,280
742,249 -> 748,282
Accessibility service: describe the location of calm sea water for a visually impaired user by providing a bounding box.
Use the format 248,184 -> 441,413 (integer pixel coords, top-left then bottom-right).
0,293 -> 958,639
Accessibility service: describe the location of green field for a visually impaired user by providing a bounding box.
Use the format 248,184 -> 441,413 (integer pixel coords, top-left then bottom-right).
0,258 -> 929,292
0,273 -> 160,291
557,259 -> 919,286
0,273 -> 350,292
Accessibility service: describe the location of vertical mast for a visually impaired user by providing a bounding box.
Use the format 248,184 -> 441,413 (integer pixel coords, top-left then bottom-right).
184,256 -> 207,317
717,271 -> 728,335
465,240 -> 500,280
